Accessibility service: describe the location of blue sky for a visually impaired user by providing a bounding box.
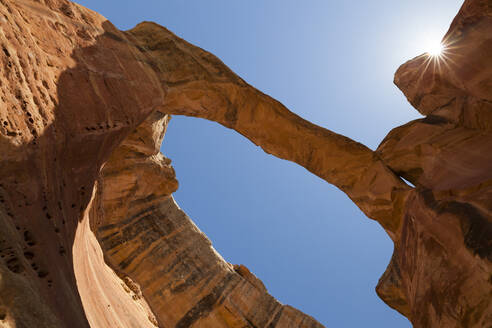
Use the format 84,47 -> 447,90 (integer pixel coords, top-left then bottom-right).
75,1 -> 464,326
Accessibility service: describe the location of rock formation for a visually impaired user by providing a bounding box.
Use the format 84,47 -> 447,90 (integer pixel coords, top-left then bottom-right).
0,0 -> 490,327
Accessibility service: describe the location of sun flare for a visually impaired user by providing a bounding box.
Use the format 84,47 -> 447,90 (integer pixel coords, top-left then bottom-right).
427,42 -> 444,57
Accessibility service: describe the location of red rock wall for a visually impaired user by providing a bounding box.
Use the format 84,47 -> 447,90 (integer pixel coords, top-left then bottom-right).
0,0 -> 490,327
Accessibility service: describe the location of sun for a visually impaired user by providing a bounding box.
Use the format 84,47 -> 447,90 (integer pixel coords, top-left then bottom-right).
421,34 -> 446,57
426,41 -> 444,57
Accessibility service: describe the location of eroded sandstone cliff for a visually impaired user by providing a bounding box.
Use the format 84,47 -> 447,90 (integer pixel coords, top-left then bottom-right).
0,0 -> 490,327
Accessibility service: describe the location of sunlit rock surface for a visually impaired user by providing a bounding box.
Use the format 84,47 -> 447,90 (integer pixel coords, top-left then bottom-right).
376,1 -> 492,326
0,0 -> 490,327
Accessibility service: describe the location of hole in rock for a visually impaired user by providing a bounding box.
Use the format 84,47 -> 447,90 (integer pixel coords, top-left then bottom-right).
37,270 -> 49,278
161,116 -> 397,326
400,176 -> 416,188
23,231 -> 36,246
6,257 -> 23,273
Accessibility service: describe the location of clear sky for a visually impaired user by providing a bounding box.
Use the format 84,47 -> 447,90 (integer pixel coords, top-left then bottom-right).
75,1 -> 464,326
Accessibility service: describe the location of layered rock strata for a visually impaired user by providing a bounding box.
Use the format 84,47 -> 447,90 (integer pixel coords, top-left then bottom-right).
0,0 -> 490,327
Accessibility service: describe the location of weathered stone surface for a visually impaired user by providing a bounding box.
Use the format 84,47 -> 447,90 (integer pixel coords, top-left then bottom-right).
375,1 -> 492,326
0,0 -> 490,327
0,0 -> 165,326
0,1 -> 325,327
94,109 -> 324,328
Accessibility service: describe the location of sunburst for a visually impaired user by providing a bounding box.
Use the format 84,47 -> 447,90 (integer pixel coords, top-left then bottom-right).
427,42 -> 444,57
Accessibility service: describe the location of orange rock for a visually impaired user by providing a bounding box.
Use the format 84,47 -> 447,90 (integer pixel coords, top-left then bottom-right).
0,0 -> 490,327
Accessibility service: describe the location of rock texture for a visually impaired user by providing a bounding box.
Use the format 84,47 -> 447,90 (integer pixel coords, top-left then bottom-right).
0,0 -> 490,327
375,2 -> 492,326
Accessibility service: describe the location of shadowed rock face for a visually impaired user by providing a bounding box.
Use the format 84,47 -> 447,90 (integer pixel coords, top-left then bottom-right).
0,0 -> 490,327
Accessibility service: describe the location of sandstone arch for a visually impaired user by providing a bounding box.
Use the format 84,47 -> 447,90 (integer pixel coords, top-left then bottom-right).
0,0 -> 490,327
